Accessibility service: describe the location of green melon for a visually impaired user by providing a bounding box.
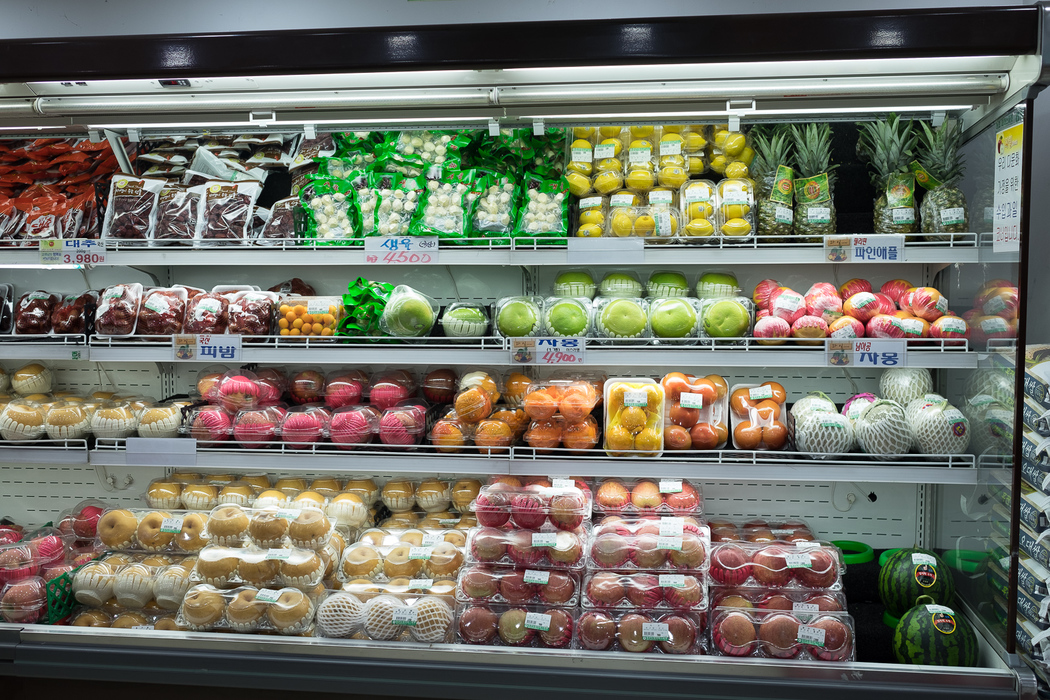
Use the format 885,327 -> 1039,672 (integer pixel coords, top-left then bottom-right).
879,547 -> 955,618
893,596 -> 978,666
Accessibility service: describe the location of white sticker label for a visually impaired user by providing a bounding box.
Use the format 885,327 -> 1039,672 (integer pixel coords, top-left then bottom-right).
659,518 -> 685,536
131,625 -> 153,630
794,540 -> 822,550
892,208 -> 915,223
900,318 -> 923,334
628,147 -> 652,164
657,536 -> 683,551
392,606 -> 418,626
831,324 -> 858,339
610,194 -> 635,207
925,604 -> 956,614
649,190 -> 673,205
642,622 -> 670,641
276,508 -> 300,520
160,517 -> 183,534
984,295 -> 1008,315
944,407 -> 967,428
659,574 -> 686,589
265,549 -> 291,560
659,479 -> 683,494
524,612 -> 551,631
659,141 -> 682,156
797,625 -> 826,646
551,478 -> 574,490
981,317 -> 1009,334
680,392 -> 704,409
532,532 -> 557,547
683,187 -> 710,203
307,299 -> 331,315
408,547 -> 432,561
255,588 -> 281,603
912,552 -> 937,567
784,551 -> 813,568
793,602 -> 820,613
749,386 -> 774,401
421,533 -> 443,547
940,207 -> 965,226
523,569 -> 550,585
655,211 -> 672,235
808,207 -> 832,224
579,197 -> 602,210
571,147 -> 593,163
143,296 -> 170,314
593,144 -> 616,160
409,578 -> 434,589
624,389 -> 648,407
775,206 -> 793,225
774,294 -> 803,313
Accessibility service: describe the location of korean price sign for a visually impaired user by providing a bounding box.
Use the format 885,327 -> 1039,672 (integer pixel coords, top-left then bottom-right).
509,337 -> 586,365
364,237 -> 439,264
993,121 -> 1023,253
39,239 -> 107,266
173,334 -> 242,361
826,339 -> 906,368
824,235 -> 903,263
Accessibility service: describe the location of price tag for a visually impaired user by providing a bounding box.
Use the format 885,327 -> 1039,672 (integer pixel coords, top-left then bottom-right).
808,207 -> 832,224
659,518 -> 684,537
892,208 -> 915,224
680,392 -> 703,409
439,518 -> 460,526
826,338 -> 906,368
532,532 -> 557,547
793,602 -> 820,614
509,337 -> 586,365
523,569 -> 550,585
659,141 -> 682,156
940,207 -> 965,226
912,552 -> 937,567
408,578 -> 433,589
421,533 -> 443,547
392,607 -> 418,626
39,239 -> 107,266
775,206 -> 793,225
659,480 -> 683,494
794,540 -> 822,550
649,190 -> 673,205
642,622 -> 670,641
579,196 -> 602,210
628,146 -> 652,164
408,547 -> 432,560
624,390 -> 648,407
659,574 -> 686,589
656,536 -> 682,551
567,236 -> 643,264
551,478 -> 574,490
784,551 -> 813,568
255,588 -> 281,603
610,194 -> 635,207
159,517 -> 183,534
593,144 -> 616,160
925,604 -> 955,614
276,508 -> 300,520
174,334 -> 242,362
797,625 -> 826,647
364,236 -> 440,265
748,386 -> 773,401
824,234 -> 903,263
524,612 -> 551,631
265,549 -> 291,560
571,147 -> 593,163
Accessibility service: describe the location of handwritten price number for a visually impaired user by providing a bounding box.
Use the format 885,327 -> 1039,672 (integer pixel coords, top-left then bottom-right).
542,350 -> 579,364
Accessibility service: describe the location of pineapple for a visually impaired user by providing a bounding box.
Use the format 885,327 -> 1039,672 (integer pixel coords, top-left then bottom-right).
791,123 -> 838,242
916,120 -> 968,241
751,125 -> 794,243
855,114 -> 919,235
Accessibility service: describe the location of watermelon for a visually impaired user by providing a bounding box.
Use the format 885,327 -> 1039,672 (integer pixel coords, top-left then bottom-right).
893,596 -> 978,666
879,547 -> 955,617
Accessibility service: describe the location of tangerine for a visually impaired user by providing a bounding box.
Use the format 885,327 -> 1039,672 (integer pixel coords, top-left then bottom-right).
621,406 -> 647,434
524,389 -> 559,421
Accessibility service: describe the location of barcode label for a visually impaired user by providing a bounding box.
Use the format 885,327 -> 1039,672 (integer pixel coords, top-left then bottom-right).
659,518 -> 684,536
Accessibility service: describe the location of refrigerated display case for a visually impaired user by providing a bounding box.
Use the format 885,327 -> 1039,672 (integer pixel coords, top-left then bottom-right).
0,5 -> 1045,699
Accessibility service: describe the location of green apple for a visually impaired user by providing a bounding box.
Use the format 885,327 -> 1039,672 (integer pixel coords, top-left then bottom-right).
702,299 -> 751,337
545,300 -> 589,337
384,294 -> 435,336
554,271 -> 597,299
599,272 -> 642,298
650,298 -> 697,338
600,299 -> 648,338
647,271 -> 689,297
497,300 -> 539,337
696,271 -> 740,299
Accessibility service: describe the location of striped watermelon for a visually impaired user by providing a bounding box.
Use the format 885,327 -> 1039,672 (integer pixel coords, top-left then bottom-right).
878,547 -> 955,617
893,597 -> 978,666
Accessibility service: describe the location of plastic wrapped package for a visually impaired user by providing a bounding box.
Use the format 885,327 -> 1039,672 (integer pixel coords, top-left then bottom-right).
605,205 -> 681,242
73,555 -> 195,611
94,508 -> 210,554
0,283 -> 13,334
286,368 -> 326,405
706,518 -> 817,544
277,405 -> 331,450
603,379 -> 665,457
729,382 -> 789,451
470,482 -> 591,531
0,401 -> 47,441
709,127 -> 753,179
88,401 -> 139,440
101,174 -> 165,243
456,565 -> 579,606
541,297 -> 592,338
378,403 -> 427,449
228,291 -> 277,336
465,527 -> 587,571
0,576 -> 47,623
190,544 -> 325,591
708,540 -> 844,590
145,477 -> 253,510
379,286 -> 438,338
368,370 -> 417,410
512,177 -> 568,240
277,297 -> 342,339
576,609 -> 705,654
328,405 -> 380,451
587,520 -> 710,573
660,373 -> 729,451
440,302 -> 490,339
594,297 -> 650,343
136,287 -> 187,336
622,130 -> 657,193
194,180 -> 262,246
153,184 -> 202,244
471,175 -> 517,239
316,585 -> 454,642
493,296 -> 543,338
338,538 -> 465,583
522,380 -> 599,424
378,478 -> 453,514
177,583 -> 316,634
50,291 -> 98,335
582,571 -> 707,612
44,402 -> 92,440
592,479 -> 703,516
710,607 -> 854,661
709,585 -> 846,613
457,603 -> 578,648
231,407 -> 283,449
573,196 -> 605,238
413,176 -> 479,239
182,405 -> 233,448
647,297 -> 702,343
700,297 -> 754,342
322,369 -> 368,409
256,196 -> 297,244
301,177 -> 355,242
13,291 -> 59,335
715,178 -> 756,241
183,292 -> 229,334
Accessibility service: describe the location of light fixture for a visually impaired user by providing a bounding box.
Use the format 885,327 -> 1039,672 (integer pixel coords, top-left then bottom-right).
0,263 -> 83,270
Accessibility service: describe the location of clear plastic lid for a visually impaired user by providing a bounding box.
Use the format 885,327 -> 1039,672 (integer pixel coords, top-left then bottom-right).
0,575 -> 47,623
552,269 -> 597,300
232,406 -> 282,449
136,287 -> 188,336
729,382 -> 790,451
178,583 -> 318,634
494,296 -> 544,339
328,405 -> 379,451
277,405 -> 331,449
322,370 -> 366,409
214,370 -> 262,413
709,540 -> 844,590
316,586 -> 454,642
440,303 -> 490,339
710,607 -> 854,661
582,570 -> 707,612
649,297 -> 702,342
181,405 -> 233,448
603,379 -> 665,457
379,402 -> 428,449
456,565 -> 579,606
598,270 -> 643,298
575,608 -> 705,654
381,286 -> 438,338
465,526 -> 588,571
594,297 -> 650,342
587,520 -> 710,573
471,481 -> 591,531
368,370 -> 417,411
457,602 -> 578,648
543,297 -> 592,339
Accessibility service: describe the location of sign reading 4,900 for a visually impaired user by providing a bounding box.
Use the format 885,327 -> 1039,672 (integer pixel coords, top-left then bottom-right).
364,237 -> 440,264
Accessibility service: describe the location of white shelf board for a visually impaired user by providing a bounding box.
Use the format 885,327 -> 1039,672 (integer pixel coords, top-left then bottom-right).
0,440 -> 89,464
0,336 -> 90,361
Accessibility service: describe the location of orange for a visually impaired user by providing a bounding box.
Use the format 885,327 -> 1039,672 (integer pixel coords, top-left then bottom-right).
563,419 -> 599,452
620,406 -> 647,433
525,418 -> 563,450
730,388 -> 755,417
604,423 -> 635,452
733,421 -> 762,449
523,389 -> 558,421
454,387 -> 492,423
559,389 -> 594,422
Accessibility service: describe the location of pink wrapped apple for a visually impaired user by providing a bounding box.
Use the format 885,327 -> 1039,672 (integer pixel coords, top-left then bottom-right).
839,278 -> 872,299
187,405 -> 233,447
873,293 -> 897,315
216,371 -> 261,413
930,315 -> 970,347
278,406 -> 330,449
752,279 -> 781,310
908,287 -> 948,322
880,279 -> 913,304
323,372 -> 364,409
232,407 -> 280,448
754,317 -> 791,346
379,404 -> 427,449
866,315 -> 905,339
768,288 -> 806,325
829,316 -> 865,339
329,405 -> 379,450
791,316 -> 829,346
804,284 -> 843,324
843,292 -> 881,323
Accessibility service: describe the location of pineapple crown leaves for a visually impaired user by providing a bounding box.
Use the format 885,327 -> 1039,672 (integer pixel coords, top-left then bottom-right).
916,120 -> 965,186
750,124 -> 794,181
790,122 -> 839,187
855,113 -> 919,191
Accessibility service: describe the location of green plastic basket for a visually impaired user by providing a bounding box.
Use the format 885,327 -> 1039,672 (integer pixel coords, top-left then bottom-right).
45,562 -> 88,624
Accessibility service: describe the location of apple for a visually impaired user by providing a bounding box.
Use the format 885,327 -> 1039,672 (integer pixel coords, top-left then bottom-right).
804,285 -> 843,324
696,271 -> 740,299
839,278 -> 872,298
703,299 -> 752,338
382,289 -> 436,337
791,315 -> 829,345
497,299 -> 540,337
545,299 -> 590,337
754,316 -> 791,346
828,316 -> 865,339
768,288 -> 805,325
908,287 -> 947,322
971,314 -> 1014,345
930,315 -> 969,346
647,271 -> 689,297
73,506 -> 104,539
650,298 -> 698,338
880,279 -> 913,304
843,292 -> 880,323
599,299 -> 648,338
752,279 -> 781,310
980,286 -> 1019,319
873,293 -> 897,314
866,314 -> 905,338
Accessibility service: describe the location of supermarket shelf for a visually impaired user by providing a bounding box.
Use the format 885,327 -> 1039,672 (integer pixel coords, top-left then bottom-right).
0,235 -> 987,267
0,625 -> 1024,700
0,335 -> 89,361
89,440 -> 986,484
0,440 -> 88,465
74,335 -> 984,368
